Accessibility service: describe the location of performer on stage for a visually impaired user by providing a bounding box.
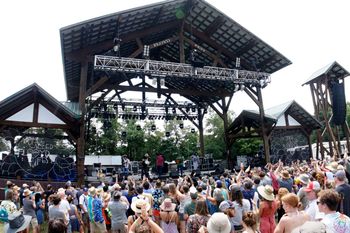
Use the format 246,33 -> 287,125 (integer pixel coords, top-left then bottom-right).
122,154 -> 131,180
141,153 -> 151,179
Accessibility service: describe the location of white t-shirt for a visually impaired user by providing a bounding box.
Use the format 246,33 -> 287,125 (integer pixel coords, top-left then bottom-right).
79,194 -> 88,213
304,199 -> 324,220
322,212 -> 350,233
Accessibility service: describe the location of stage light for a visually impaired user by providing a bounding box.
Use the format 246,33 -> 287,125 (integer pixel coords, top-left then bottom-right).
172,107 -> 176,114
166,132 -> 170,137
143,45 -> 150,59
203,108 -> 208,114
235,57 -> 240,68
151,125 -> 156,131
136,125 -> 141,131
133,105 -> 138,111
191,128 -> 195,133
179,123 -> 184,129
191,107 -> 196,112
121,131 -> 127,137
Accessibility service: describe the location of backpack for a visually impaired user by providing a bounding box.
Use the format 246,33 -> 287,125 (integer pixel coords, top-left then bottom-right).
0,207 -> 8,222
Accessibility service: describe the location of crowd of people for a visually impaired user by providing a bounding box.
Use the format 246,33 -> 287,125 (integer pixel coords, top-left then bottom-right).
2,152 -> 350,233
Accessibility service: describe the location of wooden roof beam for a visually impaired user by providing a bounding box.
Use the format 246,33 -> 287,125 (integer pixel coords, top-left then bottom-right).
204,16 -> 225,35
65,21 -> 181,62
183,23 -> 254,70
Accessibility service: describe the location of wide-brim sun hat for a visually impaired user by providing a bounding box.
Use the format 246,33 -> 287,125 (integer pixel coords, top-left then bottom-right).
257,185 -> 275,201
131,199 -> 150,214
326,161 -> 338,172
207,212 -> 231,233
4,211 -> 32,233
298,174 -> 310,185
160,198 -> 176,211
22,189 -> 32,197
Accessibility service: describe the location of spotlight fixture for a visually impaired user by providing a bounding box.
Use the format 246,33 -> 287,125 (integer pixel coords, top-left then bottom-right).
113,37 -> 122,54
203,108 -> 208,114
191,107 -> 196,112
172,107 -> 176,114
136,125 -> 141,131
191,128 -> 195,133
179,123 -> 184,129
133,105 -> 138,112
165,132 -> 170,137
121,131 -> 127,137
151,125 -> 156,131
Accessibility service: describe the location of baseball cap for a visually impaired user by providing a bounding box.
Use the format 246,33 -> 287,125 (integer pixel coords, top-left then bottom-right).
219,201 -> 234,212
334,170 -> 346,180
304,181 -> 321,192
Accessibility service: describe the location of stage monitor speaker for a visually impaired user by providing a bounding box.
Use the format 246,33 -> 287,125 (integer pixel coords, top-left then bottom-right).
93,163 -> 101,168
331,81 -> 346,125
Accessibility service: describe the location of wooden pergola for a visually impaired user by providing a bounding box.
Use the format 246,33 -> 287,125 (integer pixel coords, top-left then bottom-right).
60,0 -> 291,184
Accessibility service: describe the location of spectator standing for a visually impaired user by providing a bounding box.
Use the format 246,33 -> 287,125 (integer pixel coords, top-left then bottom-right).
108,191 -> 129,233
22,189 -> 38,233
318,189 -> 350,233
186,200 -> 210,233
334,170 -> 350,216
87,186 -> 107,233
303,181 -> 323,220
274,193 -> 310,233
159,198 -> 178,233
79,187 -> 89,233
256,185 -> 277,233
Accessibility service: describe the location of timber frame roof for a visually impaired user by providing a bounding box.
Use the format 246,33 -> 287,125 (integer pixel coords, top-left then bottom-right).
0,83 -> 81,139
227,100 -> 322,142
303,61 -> 350,86
60,0 -> 291,103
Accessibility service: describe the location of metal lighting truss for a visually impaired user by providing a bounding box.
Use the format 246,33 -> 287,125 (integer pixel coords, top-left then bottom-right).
94,55 -> 271,85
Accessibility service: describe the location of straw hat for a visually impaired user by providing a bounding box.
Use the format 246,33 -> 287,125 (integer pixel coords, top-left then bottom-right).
96,188 -> 103,196
23,189 -> 32,197
207,213 -> 231,233
326,161 -> 338,172
257,185 -> 275,201
160,198 -> 176,212
298,174 -> 310,185
281,170 -> 290,179
131,199 -> 150,214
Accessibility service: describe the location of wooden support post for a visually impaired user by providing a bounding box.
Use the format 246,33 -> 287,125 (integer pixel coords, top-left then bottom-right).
77,61 -> 88,186
198,108 -> 205,157
257,87 -> 270,163
222,98 -> 233,169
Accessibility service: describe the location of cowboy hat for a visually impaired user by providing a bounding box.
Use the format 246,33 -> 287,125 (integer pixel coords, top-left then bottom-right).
131,199 -> 150,214
257,185 -> 275,201
4,211 -> 32,233
207,212 -> 231,233
160,198 -> 176,212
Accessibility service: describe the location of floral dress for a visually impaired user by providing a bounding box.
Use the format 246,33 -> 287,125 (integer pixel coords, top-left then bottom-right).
186,214 -> 210,233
